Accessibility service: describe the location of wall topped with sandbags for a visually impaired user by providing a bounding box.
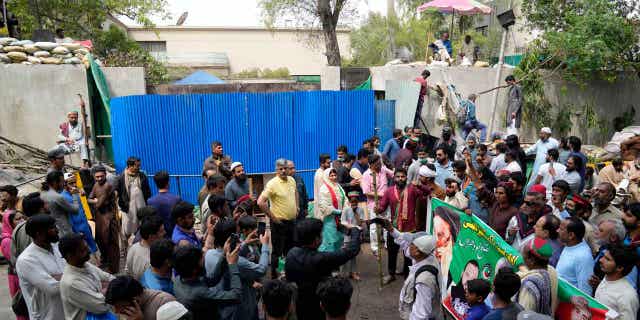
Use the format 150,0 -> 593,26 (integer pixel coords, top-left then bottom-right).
0,37 -> 90,65
0,64 -> 145,154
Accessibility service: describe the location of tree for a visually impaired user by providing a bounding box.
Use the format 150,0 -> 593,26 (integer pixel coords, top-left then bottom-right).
259,0 -> 357,66
7,0 -> 169,38
521,0 -> 639,82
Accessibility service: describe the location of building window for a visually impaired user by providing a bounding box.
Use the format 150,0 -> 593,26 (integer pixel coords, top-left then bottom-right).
138,41 -> 167,61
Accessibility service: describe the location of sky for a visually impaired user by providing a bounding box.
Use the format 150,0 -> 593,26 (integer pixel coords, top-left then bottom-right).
120,0 -> 389,27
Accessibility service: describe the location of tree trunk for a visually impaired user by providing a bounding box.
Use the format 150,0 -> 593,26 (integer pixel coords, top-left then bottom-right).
318,0 -> 342,66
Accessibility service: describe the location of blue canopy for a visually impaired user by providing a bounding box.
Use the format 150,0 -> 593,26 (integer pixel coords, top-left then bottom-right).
174,70 -> 225,85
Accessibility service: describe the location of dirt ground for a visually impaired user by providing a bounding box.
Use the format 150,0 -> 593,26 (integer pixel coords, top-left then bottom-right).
0,243 -> 404,320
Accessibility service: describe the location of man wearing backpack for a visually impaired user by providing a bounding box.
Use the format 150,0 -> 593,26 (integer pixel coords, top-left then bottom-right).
383,219 -> 442,320
460,94 -> 487,143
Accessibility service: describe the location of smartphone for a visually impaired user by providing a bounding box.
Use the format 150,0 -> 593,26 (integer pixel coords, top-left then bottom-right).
258,222 -> 266,236
229,233 -> 240,251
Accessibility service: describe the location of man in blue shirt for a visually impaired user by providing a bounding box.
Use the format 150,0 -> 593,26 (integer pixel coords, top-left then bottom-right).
382,129 -> 403,164
556,216 -> 595,295
441,32 -> 452,56
140,239 -> 174,295
171,201 -> 200,249
460,94 -> 487,142
568,136 -> 588,191
148,170 -> 181,236
434,146 -> 454,188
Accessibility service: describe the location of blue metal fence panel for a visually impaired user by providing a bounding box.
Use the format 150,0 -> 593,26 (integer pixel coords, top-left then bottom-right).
374,100 -> 396,148
111,90 -> 375,204
246,92 -> 295,173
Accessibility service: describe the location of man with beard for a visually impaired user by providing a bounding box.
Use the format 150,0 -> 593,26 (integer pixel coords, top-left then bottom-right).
16,214 -> 66,320
375,168 -> 430,283
361,154 -> 394,255
287,160 -> 309,220
203,141 -> 233,180
56,109 -> 89,167
314,154 -> 332,202
89,166 -> 120,274
525,127 -> 559,188
558,155 -> 582,195
598,158 -> 625,188
434,146 -> 454,188
534,149 -> 566,201
171,201 -> 200,249
444,178 -> 468,210
506,191 -> 551,250
549,180 -> 570,219
435,126 -> 456,160
594,245 -> 639,320
47,148 -> 66,174
453,160 -> 472,190
565,194 -> 598,254
588,219 -> 638,292
114,157 -> 152,240
59,233 -> 115,320
41,170 -> 78,236
408,146 -> 429,183
225,162 -> 250,210
589,182 -> 623,226
417,165 -> 445,231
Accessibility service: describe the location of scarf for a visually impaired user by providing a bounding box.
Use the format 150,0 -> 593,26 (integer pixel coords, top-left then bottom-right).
1,209 -> 15,241
394,185 -> 410,228
124,173 -> 145,236
323,181 -> 346,226
519,269 -> 552,316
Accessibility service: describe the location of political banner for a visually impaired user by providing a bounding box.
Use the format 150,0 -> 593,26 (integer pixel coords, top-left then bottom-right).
429,198 -> 611,320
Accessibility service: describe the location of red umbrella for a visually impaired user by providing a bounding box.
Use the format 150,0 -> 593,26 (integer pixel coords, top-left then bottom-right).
417,0 -> 492,40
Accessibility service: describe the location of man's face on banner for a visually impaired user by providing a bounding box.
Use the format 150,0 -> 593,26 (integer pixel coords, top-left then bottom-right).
434,215 -> 452,260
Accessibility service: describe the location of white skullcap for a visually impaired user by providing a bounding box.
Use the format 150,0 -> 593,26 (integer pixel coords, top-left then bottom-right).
157,301 -> 189,320
412,235 -> 436,255
230,162 -> 243,172
540,127 -> 552,134
419,166 -> 436,178
63,173 -> 74,181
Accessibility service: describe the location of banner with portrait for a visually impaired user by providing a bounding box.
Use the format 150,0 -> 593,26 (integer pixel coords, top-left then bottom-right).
429,198 -> 611,320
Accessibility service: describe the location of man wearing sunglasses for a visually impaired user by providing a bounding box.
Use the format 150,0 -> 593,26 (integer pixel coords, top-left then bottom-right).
506,189 -> 552,250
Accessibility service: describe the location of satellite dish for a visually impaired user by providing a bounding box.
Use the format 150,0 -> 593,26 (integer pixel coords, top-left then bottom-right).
176,12 -> 188,26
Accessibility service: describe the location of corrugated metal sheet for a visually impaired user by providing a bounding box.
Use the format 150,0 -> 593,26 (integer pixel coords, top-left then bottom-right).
111,90 -> 375,203
385,80 -> 420,129
374,100 -> 396,146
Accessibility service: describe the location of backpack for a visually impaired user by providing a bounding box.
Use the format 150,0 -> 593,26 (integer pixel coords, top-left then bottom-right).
456,101 -> 468,125
413,264 -> 441,320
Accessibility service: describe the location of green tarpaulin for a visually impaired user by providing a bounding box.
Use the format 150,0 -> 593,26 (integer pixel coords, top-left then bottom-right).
86,54 -> 114,161
353,76 -> 371,90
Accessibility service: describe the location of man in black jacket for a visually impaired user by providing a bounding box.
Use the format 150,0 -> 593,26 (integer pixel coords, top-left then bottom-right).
285,218 -> 362,320
114,156 -> 151,238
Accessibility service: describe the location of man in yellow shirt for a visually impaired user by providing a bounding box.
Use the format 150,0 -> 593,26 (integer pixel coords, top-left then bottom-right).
258,158 -> 299,278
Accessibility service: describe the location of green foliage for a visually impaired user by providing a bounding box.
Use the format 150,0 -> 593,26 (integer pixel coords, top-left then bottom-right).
553,107 -> 573,137
97,26 -> 168,85
232,68 -> 291,79
7,0 -> 169,39
514,50 -> 553,130
521,0 -> 639,83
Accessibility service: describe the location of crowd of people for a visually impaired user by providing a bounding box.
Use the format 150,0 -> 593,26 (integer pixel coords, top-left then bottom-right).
1,119 -> 640,320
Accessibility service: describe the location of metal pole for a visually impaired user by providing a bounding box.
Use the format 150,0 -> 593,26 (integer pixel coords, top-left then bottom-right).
176,176 -> 182,198
487,27 -> 508,138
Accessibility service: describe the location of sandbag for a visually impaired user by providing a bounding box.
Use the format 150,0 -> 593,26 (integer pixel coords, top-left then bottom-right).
62,43 -> 82,51
54,53 -> 73,59
73,48 -> 89,55
23,44 -> 39,54
3,46 -> 25,53
474,61 -> 490,67
6,51 -> 27,62
33,51 -> 51,58
27,56 -> 42,64
41,57 -> 62,64
63,57 -> 81,64
52,46 -> 70,55
34,42 -> 58,51
9,40 -> 33,46
0,37 -> 17,45
0,54 -> 10,63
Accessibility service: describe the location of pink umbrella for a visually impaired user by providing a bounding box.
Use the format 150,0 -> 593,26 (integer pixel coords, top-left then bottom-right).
417,0 -> 492,41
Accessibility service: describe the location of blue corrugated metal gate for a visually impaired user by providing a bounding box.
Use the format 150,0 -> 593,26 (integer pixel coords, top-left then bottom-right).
374,100 -> 396,148
111,91 -> 375,204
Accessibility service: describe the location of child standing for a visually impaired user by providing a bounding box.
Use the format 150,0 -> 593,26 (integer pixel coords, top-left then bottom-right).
464,279 -> 491,320
341,191 -> 365,280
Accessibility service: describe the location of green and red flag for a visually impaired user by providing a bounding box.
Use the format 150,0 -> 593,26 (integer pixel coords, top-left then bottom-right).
429,198 -> 612,319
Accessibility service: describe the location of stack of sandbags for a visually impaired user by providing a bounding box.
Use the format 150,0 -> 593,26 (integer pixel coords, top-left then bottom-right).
0,37 -> 89,65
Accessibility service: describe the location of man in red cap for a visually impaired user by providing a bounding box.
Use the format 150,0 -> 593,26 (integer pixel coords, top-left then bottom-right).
517,237 -> 559,316
506,189 -> 552,250
566,194 -> 597,253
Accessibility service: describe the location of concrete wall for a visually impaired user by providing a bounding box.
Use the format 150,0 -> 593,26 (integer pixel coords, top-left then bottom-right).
127,26 -> 351,76
370,64 -> 513,139
0,65 -> 145,152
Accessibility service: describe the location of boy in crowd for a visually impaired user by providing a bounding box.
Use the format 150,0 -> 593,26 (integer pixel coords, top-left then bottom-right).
464,278 -> 491,320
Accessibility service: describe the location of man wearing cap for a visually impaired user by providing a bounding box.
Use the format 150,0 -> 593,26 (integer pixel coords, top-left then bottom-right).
56,109 -> 89,167
224,162 -> 250,210
47,148 -> 66,174
382,220 -> 442,319
506,190 -> 551,250
525,127 -> 559,188
517,237 -> 559,316
565,194 -> 598,254
417,165 -> 445,231
375,168 -> 431,283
